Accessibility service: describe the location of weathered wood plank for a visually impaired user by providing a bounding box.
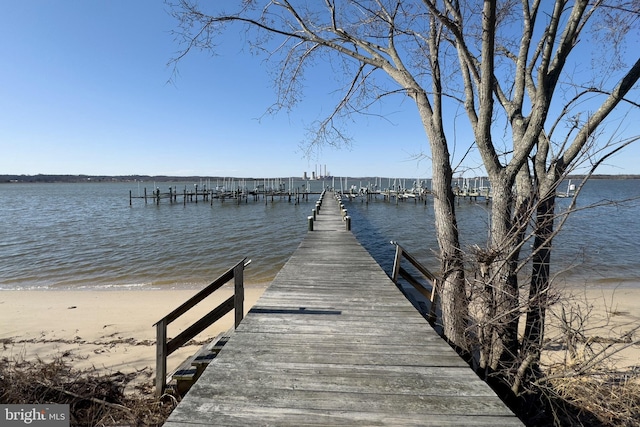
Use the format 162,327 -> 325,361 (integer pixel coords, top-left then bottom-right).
171,387 -> 515,415
164,192 -> 522,426
167,408 -> 520,427
214,346 -> 468,368
190,361 -> 498,396
213,329 -> 453,346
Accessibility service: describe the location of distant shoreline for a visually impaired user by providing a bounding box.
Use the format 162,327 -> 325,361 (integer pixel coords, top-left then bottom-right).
2,173 -> 639,184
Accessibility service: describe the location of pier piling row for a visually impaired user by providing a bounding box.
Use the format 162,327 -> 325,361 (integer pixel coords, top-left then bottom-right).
129,178 -> 492,207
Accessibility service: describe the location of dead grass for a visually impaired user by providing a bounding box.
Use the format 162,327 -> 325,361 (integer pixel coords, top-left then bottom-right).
0,356 -> 179,426
538,366 -> 640,426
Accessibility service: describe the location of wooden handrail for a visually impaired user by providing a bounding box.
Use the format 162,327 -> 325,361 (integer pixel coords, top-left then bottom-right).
390,241 -> 438,325
154,258 -> 250,396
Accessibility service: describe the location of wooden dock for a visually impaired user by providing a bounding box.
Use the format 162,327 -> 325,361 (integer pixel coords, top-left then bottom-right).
163,192 -> 522,426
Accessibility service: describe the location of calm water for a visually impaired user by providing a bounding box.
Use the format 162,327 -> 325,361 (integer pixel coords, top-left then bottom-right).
1,178 -> 638,290
348,178 -> 640,288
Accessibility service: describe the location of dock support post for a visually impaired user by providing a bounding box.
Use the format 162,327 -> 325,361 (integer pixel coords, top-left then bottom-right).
312,208 -> 316,221
308,216 -> 314,231
345,216 -> 351,231
129,190 -> 132,206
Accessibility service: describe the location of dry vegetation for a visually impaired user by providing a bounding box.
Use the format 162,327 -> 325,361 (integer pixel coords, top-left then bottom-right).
540,366 -> 640,426
521,291 -> 640,426
0,356 -> 178,427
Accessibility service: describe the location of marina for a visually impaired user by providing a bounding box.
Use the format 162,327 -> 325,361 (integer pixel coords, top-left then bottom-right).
127,176 -> 488,207
128,177 -> 320,206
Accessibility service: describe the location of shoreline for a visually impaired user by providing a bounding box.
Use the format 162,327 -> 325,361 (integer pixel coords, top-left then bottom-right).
0,281 -> 274,292
1,283 -> 638,389
0,285 -> 269,381
3,274 -> 640,293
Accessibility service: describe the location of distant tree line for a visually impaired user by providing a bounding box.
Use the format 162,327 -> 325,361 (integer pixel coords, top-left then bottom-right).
0,174 -> 253,183
1,174 -> 638,184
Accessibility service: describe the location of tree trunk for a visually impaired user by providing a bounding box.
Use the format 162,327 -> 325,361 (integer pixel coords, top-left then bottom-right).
522,177 -> 556,356
477,175 -> 521,371
406,85 -> 468,349
432,166 -> 467,348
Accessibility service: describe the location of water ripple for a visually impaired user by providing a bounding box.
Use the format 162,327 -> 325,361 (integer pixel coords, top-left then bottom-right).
1,179 -> 639,290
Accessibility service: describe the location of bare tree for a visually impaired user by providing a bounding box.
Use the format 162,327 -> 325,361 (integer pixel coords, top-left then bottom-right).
168,0 -> 640,396
423,0 -> 640,376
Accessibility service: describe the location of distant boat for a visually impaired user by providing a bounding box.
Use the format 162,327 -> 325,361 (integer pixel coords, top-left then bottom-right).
557,180 -> 576,198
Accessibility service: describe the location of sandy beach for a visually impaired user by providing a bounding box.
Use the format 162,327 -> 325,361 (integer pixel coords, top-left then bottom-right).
543,286 -> 640,370
1,283 -> 638,387
0,284 -> 268,381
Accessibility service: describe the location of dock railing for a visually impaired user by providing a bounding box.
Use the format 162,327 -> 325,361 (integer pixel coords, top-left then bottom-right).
390,241 -> 438,324
153,258 -> 250,396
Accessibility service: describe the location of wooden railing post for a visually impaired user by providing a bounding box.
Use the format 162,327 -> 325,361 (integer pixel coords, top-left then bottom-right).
234,262 -> 244,328
390,241 -> 438,325
391,241 -> 403,283
155,319 -> 168,397
428,280 -> 438,325
153,258 -> 249,397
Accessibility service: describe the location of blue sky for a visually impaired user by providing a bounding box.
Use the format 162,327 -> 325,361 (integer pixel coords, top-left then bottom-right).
1,2 -> 638,179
